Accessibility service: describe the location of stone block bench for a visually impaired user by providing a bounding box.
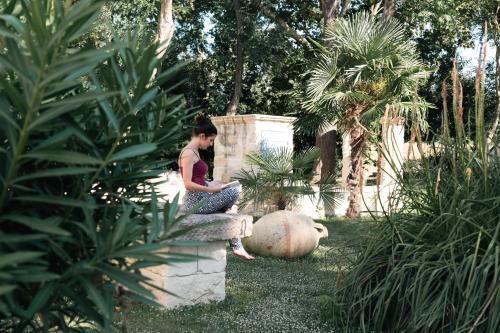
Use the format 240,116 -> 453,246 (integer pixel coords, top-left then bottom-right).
141,213 -> 253,309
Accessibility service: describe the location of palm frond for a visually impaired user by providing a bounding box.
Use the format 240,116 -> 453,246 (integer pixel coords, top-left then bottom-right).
304,10 -> 431,131
235,147 -> 338,210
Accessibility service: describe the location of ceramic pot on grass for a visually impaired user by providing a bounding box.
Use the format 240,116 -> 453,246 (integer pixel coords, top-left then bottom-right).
243,210 -> 328,258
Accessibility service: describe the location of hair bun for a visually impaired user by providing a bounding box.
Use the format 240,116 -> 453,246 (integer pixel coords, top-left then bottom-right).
194,112 -> 209,125
192,112 -> 218,137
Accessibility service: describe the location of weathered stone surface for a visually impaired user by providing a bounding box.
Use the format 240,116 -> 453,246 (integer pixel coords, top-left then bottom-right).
155,272 -> 226,309
142,241 -> 227,308
244,210 -> 327,258
162,272 -> 226,309
163,245 -> 197,277
197,241 -> 226,274
212,114 -> 295,184
170,213 -> 253,241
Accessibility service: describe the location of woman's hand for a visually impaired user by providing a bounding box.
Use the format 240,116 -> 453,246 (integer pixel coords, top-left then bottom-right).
207,185 -> 222,193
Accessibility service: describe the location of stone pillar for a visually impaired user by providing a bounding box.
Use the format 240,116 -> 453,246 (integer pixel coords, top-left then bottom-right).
141,213 -> 253,309
378,116 -> 405,212
212,114 -> 295,182
141,241 -> 227,309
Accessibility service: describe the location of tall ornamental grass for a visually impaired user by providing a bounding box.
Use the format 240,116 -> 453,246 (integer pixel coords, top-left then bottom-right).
331,34 -> 499,332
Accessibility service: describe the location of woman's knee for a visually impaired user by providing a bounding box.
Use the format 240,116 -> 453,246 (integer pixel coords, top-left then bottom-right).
224,187 -> 240,200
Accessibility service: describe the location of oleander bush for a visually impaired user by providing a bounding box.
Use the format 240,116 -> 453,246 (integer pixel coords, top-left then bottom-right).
0,1 -> 193,331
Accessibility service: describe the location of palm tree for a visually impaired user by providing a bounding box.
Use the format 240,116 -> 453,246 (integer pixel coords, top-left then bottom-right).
305,11 -> 431,218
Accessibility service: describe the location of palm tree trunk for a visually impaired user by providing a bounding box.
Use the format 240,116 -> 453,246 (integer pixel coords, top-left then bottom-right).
320,0 -> 341,31
316,1 -> 341,181
382,0 -> 395,21
226,0 -> 243,116
316,125 -> 338,180
345,104 -> 367,218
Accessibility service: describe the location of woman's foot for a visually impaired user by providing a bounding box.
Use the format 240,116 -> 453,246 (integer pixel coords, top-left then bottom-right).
229,238 -> 255,260
233,247 -> 255,260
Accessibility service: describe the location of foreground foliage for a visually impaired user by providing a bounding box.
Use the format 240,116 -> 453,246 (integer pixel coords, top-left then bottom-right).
0,1 -> 190,331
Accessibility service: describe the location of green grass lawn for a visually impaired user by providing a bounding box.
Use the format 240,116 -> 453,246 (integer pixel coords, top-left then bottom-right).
115,218 -> 369,333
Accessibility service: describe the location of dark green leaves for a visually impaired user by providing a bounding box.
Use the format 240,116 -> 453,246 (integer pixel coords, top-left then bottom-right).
110,143 -> 157,161
23,151 -> 103,165
0,1 -> 189,331
3,214 -> 70,236
0,252 -> 44,269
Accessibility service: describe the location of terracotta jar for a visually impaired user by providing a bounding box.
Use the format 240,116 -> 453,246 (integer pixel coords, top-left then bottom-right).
243,210 -> 328,258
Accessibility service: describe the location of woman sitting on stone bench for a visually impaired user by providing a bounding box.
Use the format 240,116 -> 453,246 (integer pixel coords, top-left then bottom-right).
178,113 -> 255,260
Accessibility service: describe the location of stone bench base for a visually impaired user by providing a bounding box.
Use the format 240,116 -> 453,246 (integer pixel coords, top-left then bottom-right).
141,241 -> 226,308
142,213 -> 252,309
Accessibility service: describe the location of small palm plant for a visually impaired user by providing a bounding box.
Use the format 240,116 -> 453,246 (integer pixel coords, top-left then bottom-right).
305,11 -> 431,218
234,147 -> 338,212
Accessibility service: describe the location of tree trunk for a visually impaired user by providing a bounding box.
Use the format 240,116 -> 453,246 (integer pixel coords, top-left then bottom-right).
315,124 -> 338,180
382,0 -> 395,21
345,104 -> 367,218
226,0 -> 243,116
340,0 -> 351,17
150,0 -> 174,80
345,124 -> 366,218
320,0 -> 341,32
260,6 -> 310,48
156,0 -> 174,60
315,1 -> 341,180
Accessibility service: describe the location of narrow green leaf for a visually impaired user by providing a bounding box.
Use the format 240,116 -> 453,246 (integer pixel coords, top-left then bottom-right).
112,206 -> 132,247
0,27 -> 17,39
114,243 -> 169,257
30,129 -> 76,151
81,279 -> 111,320
15,272 -> 59,283
134,88 -> 158,111
91,73 -> 120,133
29,104 -> 80,130
14,196 -> 94,208
14,167 -> 97,183
0,251 -> 44,268
27,283 -> 55,317
0,234 -> 48,243
98,265 -> 152,297
110,143 -> 157,162
3,214 -> 70,236
0,106 -> 18,130
0,15 -> 25,33
148,185 -> 160,243
0,285 -> 16,295
0,75 -> 28,110
22,150 -> 102,165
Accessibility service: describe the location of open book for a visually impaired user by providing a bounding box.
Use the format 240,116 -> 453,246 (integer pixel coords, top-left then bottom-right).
221,180 -> 241,189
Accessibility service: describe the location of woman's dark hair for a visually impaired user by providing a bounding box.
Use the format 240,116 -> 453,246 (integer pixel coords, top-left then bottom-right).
192,113 -> 217,137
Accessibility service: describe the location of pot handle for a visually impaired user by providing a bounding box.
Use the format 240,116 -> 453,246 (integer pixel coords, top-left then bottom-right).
313,223 -> 328,240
